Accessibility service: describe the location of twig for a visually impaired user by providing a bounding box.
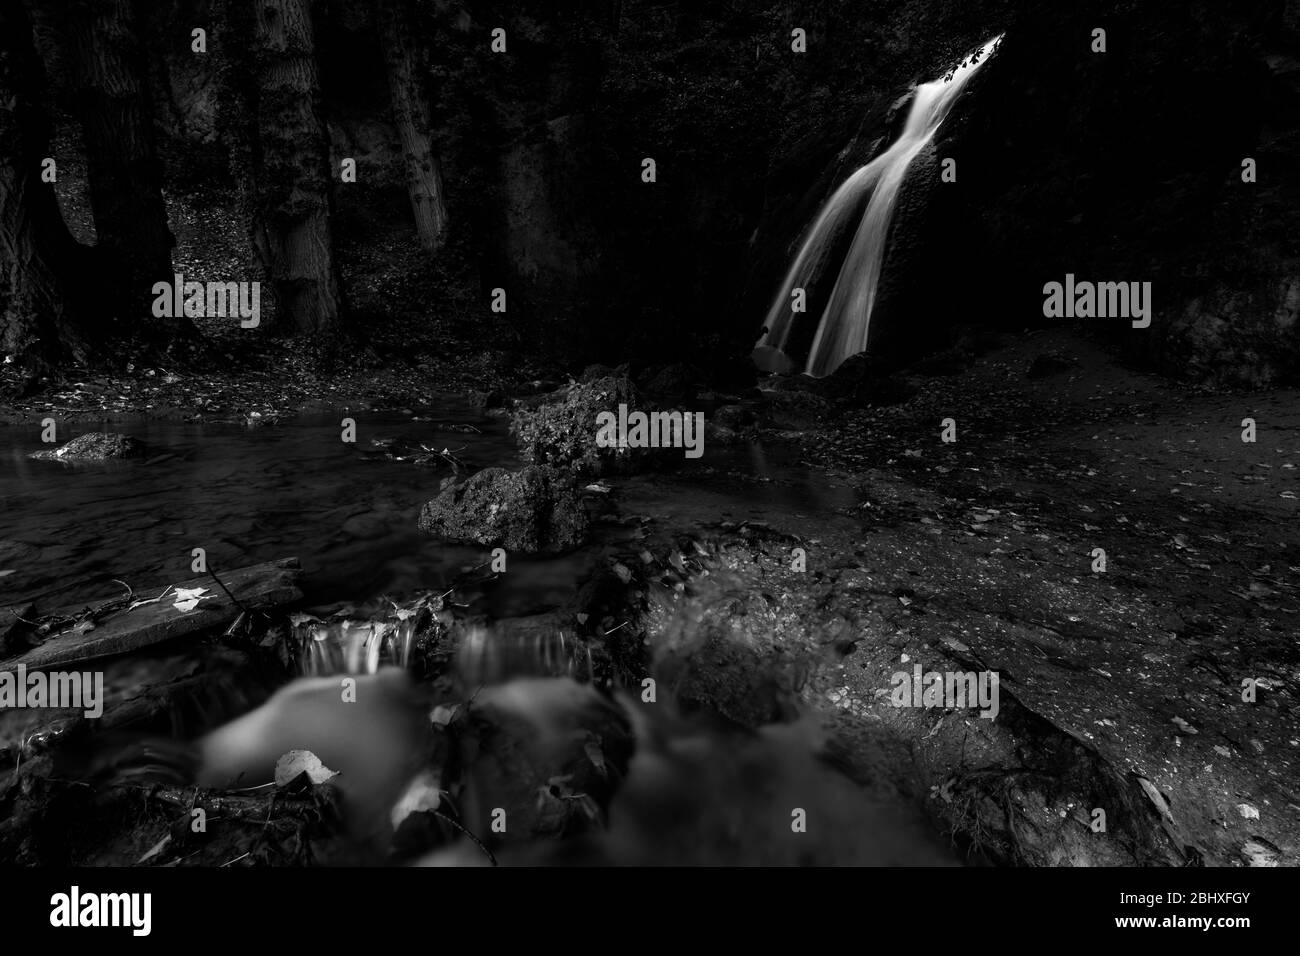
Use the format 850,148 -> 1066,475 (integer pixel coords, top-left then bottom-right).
206,565 -> 249,614
220,851 -> 251,867
432,808 -> 497,866
7,608 -> 44,627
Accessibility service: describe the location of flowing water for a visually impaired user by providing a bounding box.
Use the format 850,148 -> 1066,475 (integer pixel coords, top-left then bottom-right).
0,403 -> 519,614
755,36 -> 1002,377
0,406 -> 859,630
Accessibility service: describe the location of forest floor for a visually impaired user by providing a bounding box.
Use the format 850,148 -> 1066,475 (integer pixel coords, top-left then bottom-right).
625,324 -> 1299,866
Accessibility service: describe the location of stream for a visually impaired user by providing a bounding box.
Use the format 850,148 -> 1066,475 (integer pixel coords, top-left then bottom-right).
0,404 -> 860,622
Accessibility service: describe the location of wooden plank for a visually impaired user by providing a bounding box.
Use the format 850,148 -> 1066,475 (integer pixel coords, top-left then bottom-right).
0,558 -> 302,672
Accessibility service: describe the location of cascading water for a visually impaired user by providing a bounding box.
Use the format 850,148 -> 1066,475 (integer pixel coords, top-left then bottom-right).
754,36 -> 1002,378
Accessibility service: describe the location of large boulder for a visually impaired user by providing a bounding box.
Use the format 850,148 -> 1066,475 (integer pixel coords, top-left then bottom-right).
511,375 -> 647,477
29,432 -> 146,461
417,465 -> 589,555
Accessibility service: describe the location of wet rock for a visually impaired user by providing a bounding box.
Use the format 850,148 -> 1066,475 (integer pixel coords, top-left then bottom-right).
456,677 -> 632,846
29,432 -> 146,461
417,465 -> 589,554
511,375 -> 646,476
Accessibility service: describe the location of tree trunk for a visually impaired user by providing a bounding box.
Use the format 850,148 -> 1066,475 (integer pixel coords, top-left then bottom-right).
249,0 -> 346,336
0,0 -> 92,370
377,0 -> 449,255
64,0 -> 182,341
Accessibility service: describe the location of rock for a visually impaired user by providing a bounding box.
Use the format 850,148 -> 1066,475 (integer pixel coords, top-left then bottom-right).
417,465 -> 589,554
706,404 -> 757,444
468,389 -> 507,410
579,363 -> 627,383
511,375 -> 647,476
638,363 -> 702,401
759,389 -> 832,430
821,352 -> 914,406
29,432 -> 146,461
712,404 -> 756,430
572,567 -> 636,634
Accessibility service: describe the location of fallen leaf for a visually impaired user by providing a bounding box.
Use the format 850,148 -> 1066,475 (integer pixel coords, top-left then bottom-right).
172,586 -> 216,614
391,770 -> 442,829
273,750 -> 338,787
137,834 -> 171,864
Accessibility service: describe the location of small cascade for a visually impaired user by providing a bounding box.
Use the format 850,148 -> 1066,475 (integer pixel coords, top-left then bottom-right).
290,593 -> 446,675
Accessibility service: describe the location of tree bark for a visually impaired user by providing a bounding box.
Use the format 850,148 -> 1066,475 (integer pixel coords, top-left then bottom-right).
248,0 -> 347,336
64,0 -> 182,340
377,0 -> 449,254
0,0 -> 92,370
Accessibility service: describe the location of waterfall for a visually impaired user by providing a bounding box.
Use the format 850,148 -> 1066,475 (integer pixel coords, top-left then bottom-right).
754,36 -> 1002,378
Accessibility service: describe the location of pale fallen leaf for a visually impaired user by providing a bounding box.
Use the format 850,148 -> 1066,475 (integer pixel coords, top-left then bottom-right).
173,586 -> 216,614
137,834 -> 171,864
273,749 -> 338,787
391,770 -> 442,829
